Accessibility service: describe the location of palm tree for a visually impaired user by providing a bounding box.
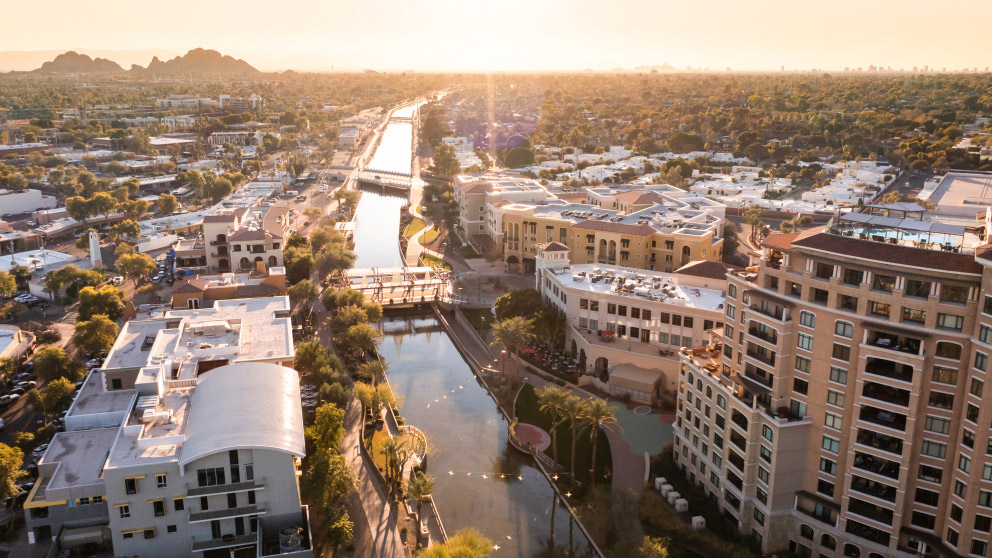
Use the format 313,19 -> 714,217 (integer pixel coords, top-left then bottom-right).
406,472 -> 436,547
490,316 -> 535,383
379,438 -> 401,492
583,399 -> 621,488
562,395 -> 585,488
536,385 -> 568,470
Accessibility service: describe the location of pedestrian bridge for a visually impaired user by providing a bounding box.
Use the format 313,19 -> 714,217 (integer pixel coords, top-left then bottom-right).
357,169 -> 413,190
343,266 -> 453,307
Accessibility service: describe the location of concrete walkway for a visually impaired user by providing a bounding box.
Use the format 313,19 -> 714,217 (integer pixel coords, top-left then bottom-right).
341,399 -> 406,558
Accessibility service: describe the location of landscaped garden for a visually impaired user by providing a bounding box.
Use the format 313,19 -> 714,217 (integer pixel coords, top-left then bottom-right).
403,218 -> 426,238
514,383 -> 613,491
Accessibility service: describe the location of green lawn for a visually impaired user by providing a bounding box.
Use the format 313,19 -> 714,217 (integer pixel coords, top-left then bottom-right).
514,384 -> 612,488
422,254 -> 452,270
404,218 -> 426,238
421,226 -> 440,244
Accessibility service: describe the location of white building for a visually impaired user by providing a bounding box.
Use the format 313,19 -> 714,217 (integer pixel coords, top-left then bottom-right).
0,189 -> 57,216
535,244 -> 730,403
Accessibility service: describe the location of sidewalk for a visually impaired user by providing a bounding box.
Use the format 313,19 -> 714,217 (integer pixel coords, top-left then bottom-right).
341,399 -> 406,558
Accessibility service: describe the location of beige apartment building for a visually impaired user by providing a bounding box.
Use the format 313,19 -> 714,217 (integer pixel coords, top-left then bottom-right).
674,208 -> 992,558
497,196 -> 725,274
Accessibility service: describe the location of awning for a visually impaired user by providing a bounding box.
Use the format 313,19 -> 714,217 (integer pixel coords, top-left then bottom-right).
860,320 -> 931,339
60,525 -> 110,549
609,364 -> 664,393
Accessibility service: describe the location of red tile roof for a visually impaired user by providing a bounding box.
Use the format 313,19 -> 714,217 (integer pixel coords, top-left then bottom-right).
790,230 -> 983,275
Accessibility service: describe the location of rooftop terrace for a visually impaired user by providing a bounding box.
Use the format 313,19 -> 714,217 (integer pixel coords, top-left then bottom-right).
550,264 -> 726,311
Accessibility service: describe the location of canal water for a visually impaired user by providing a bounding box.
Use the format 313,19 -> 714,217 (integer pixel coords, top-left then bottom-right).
380,316 -> 594,557
351,106 -> 595,556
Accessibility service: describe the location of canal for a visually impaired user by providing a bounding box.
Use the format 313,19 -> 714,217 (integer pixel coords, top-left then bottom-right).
352,107 -> 595,556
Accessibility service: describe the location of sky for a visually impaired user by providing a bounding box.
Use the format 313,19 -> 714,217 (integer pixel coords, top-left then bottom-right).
2,0 -> 991,73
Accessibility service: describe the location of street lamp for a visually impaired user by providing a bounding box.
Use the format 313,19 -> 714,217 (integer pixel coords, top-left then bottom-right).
501,350 -> 506,380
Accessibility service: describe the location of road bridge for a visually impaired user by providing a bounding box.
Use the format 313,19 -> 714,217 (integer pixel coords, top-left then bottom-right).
343,266 -> 453,307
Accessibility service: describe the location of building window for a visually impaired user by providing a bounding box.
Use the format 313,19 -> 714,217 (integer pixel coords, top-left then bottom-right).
873,274 -> 895,292
762,425 -> 773,442
757,467 -> 770,484
817,479 -> 835,497
959,455 -> 972,474
977,352 -> 989,372
906,279 -> 931,298
795,356 -> 811,374
119,505 -> 130,518
794,378 -> 808,395
937,313 -> 964,331
822,436 -> 840,454
937,342 -> 963,360
824,412 -> 842,430
831,344 -> 850,362
924,416 -> 950,435
197,468 -> 226,487
941,284 -> 967,304
144,529 -> 155,540
902,307 -> 927,323
790,399 -> 807,418
921,440 -> 947,458
870,301 -> 891,317
174,498 -> 185,512
153,500 -> 165,517
971,540 -> 988,557
820,458 -> 837,475
717,395 -> 726,410
800,311 -> 816,328
156,474 -> 167,488
830,367 -> 847,385
753,508 -> 766,525
125,478 -> 137,495
167,525 -> 177,534
976,516 -> 992,533
797,333 -> 813,351
760,446 -> 772,463
911,511 -> 936,530
918,465 -> 942,483
932,366 -> 958,385
834,321 -> 853,338
826,390 -> 845,408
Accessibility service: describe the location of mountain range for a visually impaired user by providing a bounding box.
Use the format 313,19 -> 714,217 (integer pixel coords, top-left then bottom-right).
28,48 -> 258,74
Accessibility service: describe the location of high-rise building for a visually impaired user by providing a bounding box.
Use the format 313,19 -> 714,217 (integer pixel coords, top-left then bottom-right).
674,207 -> 992,558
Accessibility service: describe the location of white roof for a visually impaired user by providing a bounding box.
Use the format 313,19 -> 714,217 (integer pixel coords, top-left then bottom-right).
179,362 -> 304,469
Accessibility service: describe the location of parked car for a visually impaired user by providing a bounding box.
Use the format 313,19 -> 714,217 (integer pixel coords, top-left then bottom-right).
25,220 -> 37,227
9,388 -> 25,397
13,372 -> 34,382
111,276 -> 124,286
0,394 -> 20,407
32,444 -> 49,457
15,381 -> 36,390
0,418 -> 4,430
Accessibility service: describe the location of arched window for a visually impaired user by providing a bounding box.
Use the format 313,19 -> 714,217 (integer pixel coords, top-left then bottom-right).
821,534 -> 836,550
843,544 -> 861,558
936,341 -> 962,360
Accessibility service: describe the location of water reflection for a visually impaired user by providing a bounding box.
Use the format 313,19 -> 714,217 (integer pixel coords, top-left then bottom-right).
367,121 -> 414,175
380,315 -> 594,557
351,186 -> 406,269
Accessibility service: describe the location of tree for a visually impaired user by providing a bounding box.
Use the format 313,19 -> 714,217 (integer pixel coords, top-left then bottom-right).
73,314 -> 119,355
116,253 -> 156,287
534,305 -> 566,349
563,395 -> 585,488
744,206 -> 764,243
9,265 -> 30,290
353,382 -> 378,421
431,144 -> 460,177
0,444 -> 26,500
32,346 -> 79,382
407,471 -> 436,546
37,377 -> 75,418
205,177 -> 233,203
110,219 -> 142,242
285,153 -> 309,179
490,316 -> 534,383
536,385 -> 567,471
494,289 -> 541,321
157,193 -> 178,215
75,228 -> 98,253
288,279 -> 319,318
78,284 -> 126,320
315,246 -> 356,277
284,246 -> 315,285
418,528 -> 493,558
88,192 -> 118,221
0,271 -> 15,308
341,323 -> 382,360
503,145 -> 535,169
303,403 -> 355,551
0,358 -> 16,385
65,195 -> 91,222
636,537 -> 671,558
119,200 -> 150,221
295,340 -> 334,375
583,398 -> 620,488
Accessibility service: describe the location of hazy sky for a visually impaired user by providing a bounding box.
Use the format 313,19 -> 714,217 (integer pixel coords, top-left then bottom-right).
3,0 -> 991,72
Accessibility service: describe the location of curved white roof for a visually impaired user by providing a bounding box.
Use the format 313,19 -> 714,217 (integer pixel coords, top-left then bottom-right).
179,362 -> 304,469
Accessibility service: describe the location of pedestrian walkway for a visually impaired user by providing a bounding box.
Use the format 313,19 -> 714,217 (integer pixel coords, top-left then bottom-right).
341,399 -> 406,558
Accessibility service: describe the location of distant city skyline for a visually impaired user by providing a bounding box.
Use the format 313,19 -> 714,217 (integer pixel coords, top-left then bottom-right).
2,0 -> 992,73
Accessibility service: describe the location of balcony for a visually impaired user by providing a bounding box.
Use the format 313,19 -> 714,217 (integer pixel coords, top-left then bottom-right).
864,358 -> 914,383
192,533 -> 257,552
846,519 -> 892,546
852,450 -> 901,480
731,410 -> 749,432
859,406 -> 907,431
186,479 -> 265,498
727,450 -> 746,473
190,504 -> 266,523
850,475 -> 898,503
861,382 -> 910,407
745,346 -> 776,366
748,326 -> 778,345
750,303 -> 790,322
847,498 -> 894,526
865,331 -> 924,357
856,428 -> 904,457
730,429 -> 747,452
743,364 -> 773,388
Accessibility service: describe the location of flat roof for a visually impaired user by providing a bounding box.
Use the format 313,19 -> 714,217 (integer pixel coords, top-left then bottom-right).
920,171 -> 992,216
550,264 -> 726,312
107,387 -> 192,468
105,320 -> 171,370
41,428 -> 119,492
68,374 -> 136,416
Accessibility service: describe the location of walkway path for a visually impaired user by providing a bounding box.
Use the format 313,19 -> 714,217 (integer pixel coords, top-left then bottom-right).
341,399 -> 406,558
